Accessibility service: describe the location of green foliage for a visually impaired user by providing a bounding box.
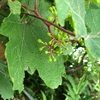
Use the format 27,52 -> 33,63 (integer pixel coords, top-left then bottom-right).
85,9 -> 100,59
55,0 -> 87,38
65,75 -> 90,100
41,91 -> 47,100
0,0 -> 100,99
0,14 -> 65,91
0,61 -> 14,100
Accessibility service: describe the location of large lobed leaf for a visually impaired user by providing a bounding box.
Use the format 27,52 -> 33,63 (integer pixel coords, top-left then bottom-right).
85,9 -> 100,59
55,0 -> 87,38
0,0 -> 65,92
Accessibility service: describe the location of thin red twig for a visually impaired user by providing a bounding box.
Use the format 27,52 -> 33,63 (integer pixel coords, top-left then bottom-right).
21,3 -> 75,36
22,12 -> 75,36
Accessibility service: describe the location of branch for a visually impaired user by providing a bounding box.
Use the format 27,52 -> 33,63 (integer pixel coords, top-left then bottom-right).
21,2 -> 76,55
21,2 -> 75,36
21,4 -> 35,12
22,12 -> 75,36
22,3 -> 53,36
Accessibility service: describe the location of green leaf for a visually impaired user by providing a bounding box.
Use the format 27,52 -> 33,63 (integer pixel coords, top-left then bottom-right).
0,0 -> 65,92
41,91 -> 47,100
97,0 -> 100,3
0,61 -> 14,100
67,75 -> 76,91
92,0 -> 100,4
0,12 -> 65,92
66,83 -> 76,99
0,74 -> 14,100
0,60 -> 6,72
65,96 -> 73,100
79,81 -> 88,94
77,74 -> 86,94
86,1 -> 100,9
85,9 -> 100,59
0,60 -> 9,76
8,0 -> 21,15
55,0 -> 87,38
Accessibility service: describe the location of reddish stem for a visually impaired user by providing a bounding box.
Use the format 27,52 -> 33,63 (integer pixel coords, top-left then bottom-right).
21,2 -> 76,55
21,4 -> 35,13
21,3 -> 75,37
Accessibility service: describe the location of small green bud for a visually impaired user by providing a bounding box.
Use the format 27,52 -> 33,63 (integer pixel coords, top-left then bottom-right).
55,20 -> 59,25
59,48 -> 62,54
54,33 -> 58,39
49,7 -> 53,12
63,33 -> 67,38
45,51 -> 49,54
56,47 -> 62,54
56,53 -> 60,56
44,42 -> 48,45
53,12 -> 57,16
53,58 -> 56,62
52,6 -> 55,10
49,7 -> 54,14
61,37 -> 65,42
48,40 -> 53,45
54,27 -> 58,31
48,56 -> 52,62
52,6 -> 57,16
48,16 -> 53,21
63,42 -> 66,46
65,47 -> 68,50
37,39 -> 44,44
39,46 -> 45,51
52,55 -> 56,62
47,33 -> 52,37
57,33 -> 61,40
54,44 -> 58,49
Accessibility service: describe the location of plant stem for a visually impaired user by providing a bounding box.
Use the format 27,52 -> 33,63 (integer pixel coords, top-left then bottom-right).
22,12 -> 75,36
